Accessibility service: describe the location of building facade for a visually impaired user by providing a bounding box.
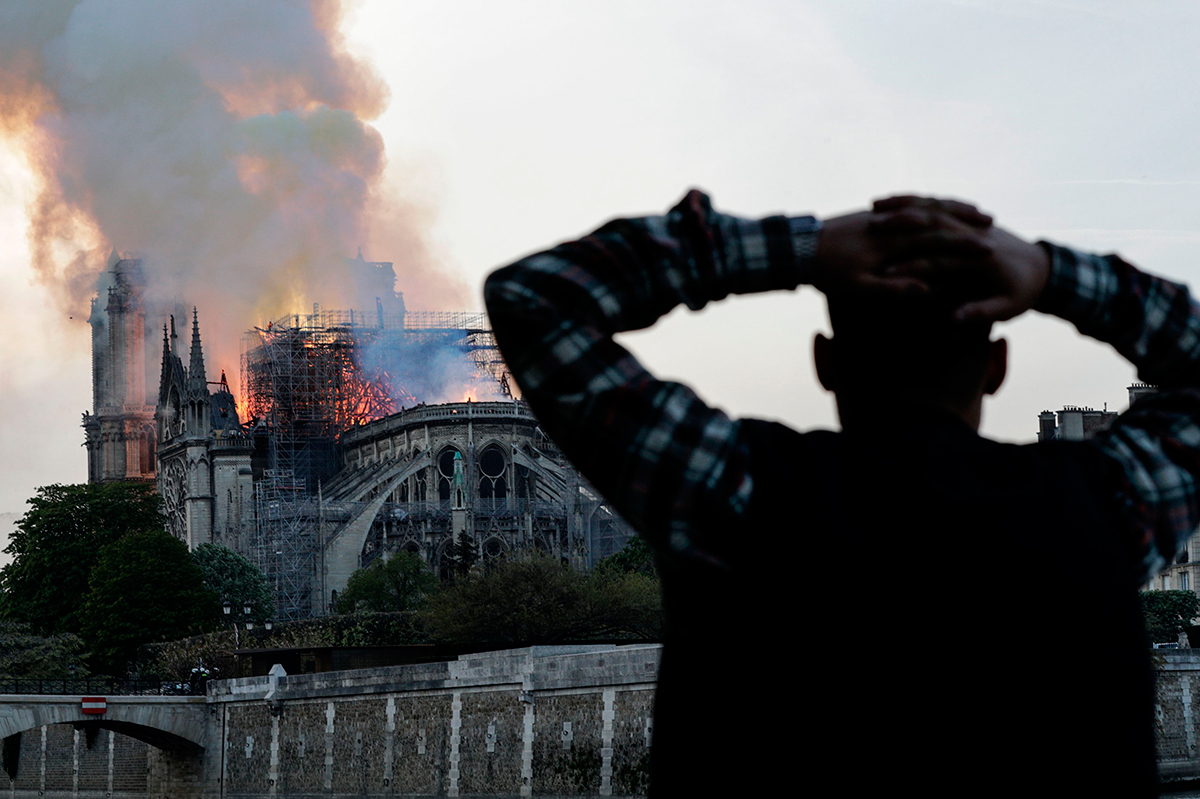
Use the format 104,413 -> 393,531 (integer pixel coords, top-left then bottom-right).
155,310 -> 255,552
320,401 -> 632,599
86,257 -> 633,620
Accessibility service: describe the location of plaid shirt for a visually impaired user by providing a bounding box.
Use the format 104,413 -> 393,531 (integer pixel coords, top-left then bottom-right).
1037,244 -> 1200,582
484,190 -> 1200,585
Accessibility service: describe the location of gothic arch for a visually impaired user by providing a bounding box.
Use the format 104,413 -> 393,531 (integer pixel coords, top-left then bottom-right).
436,445 -> 463,505
481,536 -> 508,563
477,443 -> 509,506
436,537 -> 457,581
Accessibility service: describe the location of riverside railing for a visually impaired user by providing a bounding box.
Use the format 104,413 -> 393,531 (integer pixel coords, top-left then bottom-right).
0,677 -> 204,696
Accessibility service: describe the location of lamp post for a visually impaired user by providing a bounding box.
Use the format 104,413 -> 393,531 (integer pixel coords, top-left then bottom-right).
222,599 -> 237,649
223,600 -> 254,649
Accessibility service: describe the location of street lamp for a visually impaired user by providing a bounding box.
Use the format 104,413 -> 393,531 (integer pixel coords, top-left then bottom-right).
223,599 -> 254,647
223,599 -> 238,649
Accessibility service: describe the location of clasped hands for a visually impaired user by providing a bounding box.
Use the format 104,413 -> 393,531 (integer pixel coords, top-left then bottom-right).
813,195 -> 1051,323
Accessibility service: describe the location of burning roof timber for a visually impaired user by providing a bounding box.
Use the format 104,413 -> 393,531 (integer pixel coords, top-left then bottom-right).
240,304 -> 512,492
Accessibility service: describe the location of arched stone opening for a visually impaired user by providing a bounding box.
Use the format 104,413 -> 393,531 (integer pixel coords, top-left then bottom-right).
478,444 -> 508,509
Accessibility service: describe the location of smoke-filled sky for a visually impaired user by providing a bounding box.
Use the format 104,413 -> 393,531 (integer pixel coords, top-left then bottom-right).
3,0 -> 1200,538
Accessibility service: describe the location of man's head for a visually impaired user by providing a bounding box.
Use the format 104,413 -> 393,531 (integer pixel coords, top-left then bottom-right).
814,293 -> 1007,430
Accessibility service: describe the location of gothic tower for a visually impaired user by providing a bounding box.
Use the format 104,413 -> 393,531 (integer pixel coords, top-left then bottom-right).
82,252 -> 159,483
156,309 -> 254,550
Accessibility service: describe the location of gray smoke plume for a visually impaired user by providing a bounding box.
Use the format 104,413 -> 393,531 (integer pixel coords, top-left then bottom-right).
359,334 -> 510,406
0,0 -> 465,393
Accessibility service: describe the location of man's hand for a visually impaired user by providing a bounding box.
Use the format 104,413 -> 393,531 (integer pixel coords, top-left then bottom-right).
813,205 -> 992,299
873,196 -> 1050,322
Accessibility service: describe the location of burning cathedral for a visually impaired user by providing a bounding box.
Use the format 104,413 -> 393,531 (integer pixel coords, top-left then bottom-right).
84,251 -> 632,621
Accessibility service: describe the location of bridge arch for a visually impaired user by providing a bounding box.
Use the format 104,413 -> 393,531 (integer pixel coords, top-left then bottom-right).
0,696 -> 207,752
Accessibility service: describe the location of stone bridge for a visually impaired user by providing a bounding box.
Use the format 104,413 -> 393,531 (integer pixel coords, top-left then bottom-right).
0,694 -> 209,753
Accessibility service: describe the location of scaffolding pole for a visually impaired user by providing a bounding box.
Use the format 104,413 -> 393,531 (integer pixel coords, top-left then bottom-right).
252,469 -> 318,622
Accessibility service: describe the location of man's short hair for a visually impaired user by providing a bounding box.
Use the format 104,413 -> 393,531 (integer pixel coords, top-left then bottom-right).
825,294 -> 994,406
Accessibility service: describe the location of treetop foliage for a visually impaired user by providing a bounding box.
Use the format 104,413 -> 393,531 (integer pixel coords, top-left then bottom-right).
596,535 -> 656,578
446,532 -> 478,579
0,482 -> 163,635
192,543 -> 275,622
335,551 -> 437,614
0,621 -> 90,680
422,553 -> 661,645
1141,589 -> 1200,643
82,529 -> 219,674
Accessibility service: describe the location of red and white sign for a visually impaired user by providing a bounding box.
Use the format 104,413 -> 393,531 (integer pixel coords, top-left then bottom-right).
81,697 -> 106,715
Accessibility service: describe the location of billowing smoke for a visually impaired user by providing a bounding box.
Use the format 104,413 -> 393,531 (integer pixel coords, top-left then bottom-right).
360,335 -> 510,407
0,0 -> 467,400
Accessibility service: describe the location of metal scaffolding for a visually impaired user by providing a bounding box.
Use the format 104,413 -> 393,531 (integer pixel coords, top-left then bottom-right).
239,306 -> 513,619
252,470 -> 319,622
403,312 -> 512,398
242,309 -> 407,490
243,307 -> 511,488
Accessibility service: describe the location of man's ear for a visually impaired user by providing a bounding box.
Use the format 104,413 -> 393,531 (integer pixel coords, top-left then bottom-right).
814,333 -> 836,392
983,337 -> 1007,396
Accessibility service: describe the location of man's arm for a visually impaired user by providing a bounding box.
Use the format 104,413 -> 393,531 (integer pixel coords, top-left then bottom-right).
485,190 -> 990,565
873,195 -> 1200,584
483,191 -> 818,566
1036,244 -> 1200,583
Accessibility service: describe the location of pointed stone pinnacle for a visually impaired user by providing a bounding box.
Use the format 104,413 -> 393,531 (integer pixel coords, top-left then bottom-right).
189,307 -> 207,389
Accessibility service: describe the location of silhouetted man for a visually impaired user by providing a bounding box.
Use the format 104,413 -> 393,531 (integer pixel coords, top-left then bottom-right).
485,191 -> 1194,796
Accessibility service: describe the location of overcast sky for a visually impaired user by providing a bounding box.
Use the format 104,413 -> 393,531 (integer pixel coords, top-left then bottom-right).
3,0 -> 1200,540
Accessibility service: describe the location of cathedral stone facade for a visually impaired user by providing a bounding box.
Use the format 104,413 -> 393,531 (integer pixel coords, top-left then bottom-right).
155,311 -> 254,552
322,401 -> 632,604
86,257 -> 633,620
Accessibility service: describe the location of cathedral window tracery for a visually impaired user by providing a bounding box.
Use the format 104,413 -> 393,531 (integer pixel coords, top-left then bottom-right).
437,447 -> 462,505
478,445 -> 508,507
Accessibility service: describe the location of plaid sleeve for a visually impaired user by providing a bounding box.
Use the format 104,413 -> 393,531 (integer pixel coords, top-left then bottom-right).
1037,242 -> 1200,582
483,190 -> 820,564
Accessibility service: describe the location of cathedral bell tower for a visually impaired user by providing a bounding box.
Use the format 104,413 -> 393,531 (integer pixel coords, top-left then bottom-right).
82,251 -> 158,483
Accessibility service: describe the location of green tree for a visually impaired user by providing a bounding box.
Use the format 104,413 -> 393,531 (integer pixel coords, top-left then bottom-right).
447,532 -> 478,579
0,483 -> 163,634
192,543 -> 275,623
0,621 -> 90,679
81,529 -> 219,674
423,553 -> 661,645
336,551 -> 437,614
1141,589 -> 1200,643
596,535 -> 657,578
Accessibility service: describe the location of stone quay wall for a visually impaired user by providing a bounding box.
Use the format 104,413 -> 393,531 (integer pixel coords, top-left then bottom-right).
208,643 -> 660,798
1154,650 -> 1200,782
14,645 -> 1200,795
3,724 -> 152,797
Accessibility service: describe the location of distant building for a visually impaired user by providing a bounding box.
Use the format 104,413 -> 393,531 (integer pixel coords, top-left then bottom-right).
1036,405 -> 1118,442
1035,385 -> 1159,442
